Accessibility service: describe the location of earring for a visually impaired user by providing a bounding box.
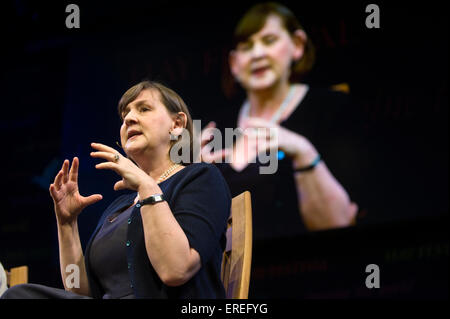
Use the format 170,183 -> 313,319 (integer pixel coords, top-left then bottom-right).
169,131 -> 178,141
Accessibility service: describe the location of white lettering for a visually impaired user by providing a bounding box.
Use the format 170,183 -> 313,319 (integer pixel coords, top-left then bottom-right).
172,120 -> 280,173
65,264 -> 80,289
365,264 -> 381,288
181,303 -> 215,317
225,303 -> 268,314
65,4 -> 80,29
365,4 -> 381,29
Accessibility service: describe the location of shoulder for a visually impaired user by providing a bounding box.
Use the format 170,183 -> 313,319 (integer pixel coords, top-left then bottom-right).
287,86 -> 353,123
163,163 -> 231,207
175,163 -> 227,183
302,86 -> 351,109
181,162 -> 216,171
165,162 -> 229,190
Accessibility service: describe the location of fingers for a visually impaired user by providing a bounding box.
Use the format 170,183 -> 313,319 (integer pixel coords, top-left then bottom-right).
202,148 -> 231,163
91,142 -> 118,154
53,158 -> 69,190
205,121 -> 216,129
49,184 -> 58,200
91,143 -> 122,169
90,151 -> 119,163
54,158 -> 76,189
201,132 -> 214,147
201,122 -> 217,147
244,118 -> 282,143
54,169 -> 63,191
62,160 -> 69,183
113,180 -> 125,191
95,161 -> 120,173
82,194 -> 103,208
69,157 -> 79,183
91,144 -> 124,175
245,117 -> 273,128
200,142 -> 215,163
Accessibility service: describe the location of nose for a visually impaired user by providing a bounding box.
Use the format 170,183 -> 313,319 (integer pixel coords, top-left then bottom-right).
123,109 -> 138,126
251,41 -> 266,59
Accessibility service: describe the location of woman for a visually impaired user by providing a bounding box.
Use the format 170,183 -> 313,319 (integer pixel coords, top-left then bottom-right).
202,2 -> 363,240
2,81 -> 231,299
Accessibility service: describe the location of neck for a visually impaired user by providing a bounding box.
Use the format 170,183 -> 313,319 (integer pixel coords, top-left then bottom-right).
247,80 -> 291,115
131,146 -> 174,181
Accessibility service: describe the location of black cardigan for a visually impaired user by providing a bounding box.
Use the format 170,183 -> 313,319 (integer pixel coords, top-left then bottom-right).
84,162 -> 231,298
215,87 -> 367,240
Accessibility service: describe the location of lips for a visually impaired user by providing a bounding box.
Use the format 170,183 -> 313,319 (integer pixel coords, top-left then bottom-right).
251,65 -> 271,75
127,129 -> 142,140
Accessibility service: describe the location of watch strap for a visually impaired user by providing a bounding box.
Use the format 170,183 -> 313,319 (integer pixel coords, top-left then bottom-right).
294,154 -> 321,173
136,194 -> 165,208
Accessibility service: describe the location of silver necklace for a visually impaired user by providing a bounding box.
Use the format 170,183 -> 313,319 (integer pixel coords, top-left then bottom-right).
240,85 -> 297,125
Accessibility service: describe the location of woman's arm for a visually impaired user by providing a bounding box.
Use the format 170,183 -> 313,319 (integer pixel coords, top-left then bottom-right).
49,157 -> 102,296
244,118 -> 357,231
138,183 -> 201,287
56,221 -> 91,295
90,144 -> 202,287
292,147 -> 357,231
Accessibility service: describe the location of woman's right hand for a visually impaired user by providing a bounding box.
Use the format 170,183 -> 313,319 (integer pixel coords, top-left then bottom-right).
199,121 -> 230,163
49,157 -> 102,226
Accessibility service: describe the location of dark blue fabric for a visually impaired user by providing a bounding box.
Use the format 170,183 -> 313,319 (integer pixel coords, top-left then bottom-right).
215,87 -> 366,240
84,162 -> 231,298
89,205 -> 135,299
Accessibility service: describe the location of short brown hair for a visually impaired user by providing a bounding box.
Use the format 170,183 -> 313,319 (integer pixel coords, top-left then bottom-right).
118,81 -> 195,165
233,2 -> 315,81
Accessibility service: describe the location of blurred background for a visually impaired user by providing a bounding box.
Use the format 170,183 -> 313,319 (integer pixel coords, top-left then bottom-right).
0,0 -> 447,298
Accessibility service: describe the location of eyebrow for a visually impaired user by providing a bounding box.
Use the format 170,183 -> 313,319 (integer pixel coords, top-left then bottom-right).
240,31 -> 278,45
122,100 -> 152,114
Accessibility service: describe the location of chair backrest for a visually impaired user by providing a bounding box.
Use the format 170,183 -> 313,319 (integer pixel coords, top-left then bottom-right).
221,191 -> 252,299
6,265 -> 28,287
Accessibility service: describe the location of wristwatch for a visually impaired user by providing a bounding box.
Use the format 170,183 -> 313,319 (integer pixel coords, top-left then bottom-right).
136,194 -> 165,208
294,154 -> 321,173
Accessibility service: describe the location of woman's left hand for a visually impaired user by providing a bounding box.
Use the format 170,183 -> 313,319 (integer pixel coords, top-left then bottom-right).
90,142 -> 153,191
243,117 -> 319,168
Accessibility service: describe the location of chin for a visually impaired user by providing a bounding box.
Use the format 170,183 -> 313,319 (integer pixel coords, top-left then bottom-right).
124,143 -> 143,156
246,75 -> 277,91
247,81 -> 276,91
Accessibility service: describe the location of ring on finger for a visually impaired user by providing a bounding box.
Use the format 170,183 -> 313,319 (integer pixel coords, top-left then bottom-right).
113,154 -> 120,162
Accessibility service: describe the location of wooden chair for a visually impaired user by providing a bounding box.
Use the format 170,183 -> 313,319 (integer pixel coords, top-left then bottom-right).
6,266 -> 28,287
221,191 -> 253,299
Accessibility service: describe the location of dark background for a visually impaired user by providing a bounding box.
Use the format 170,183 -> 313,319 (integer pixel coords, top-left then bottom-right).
0,0 -> 447,298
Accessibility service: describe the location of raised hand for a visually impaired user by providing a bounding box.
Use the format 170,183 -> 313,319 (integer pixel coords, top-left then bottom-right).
242,117 -> 318,167
49,157 -> 103,226
90,142 -> 151,192
199,121 -> 230,163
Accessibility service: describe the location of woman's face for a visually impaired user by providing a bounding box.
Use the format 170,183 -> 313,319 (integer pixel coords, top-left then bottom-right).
230,14 -> 304,91
119,89 -> 174,159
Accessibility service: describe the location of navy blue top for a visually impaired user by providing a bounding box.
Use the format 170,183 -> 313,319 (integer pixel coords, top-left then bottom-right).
89,205 -> 135,299
84,162 -> 231,298
215,88 -> 367,240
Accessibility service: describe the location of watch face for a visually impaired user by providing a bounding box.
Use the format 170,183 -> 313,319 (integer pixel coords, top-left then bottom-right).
140,194 -> 164,206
